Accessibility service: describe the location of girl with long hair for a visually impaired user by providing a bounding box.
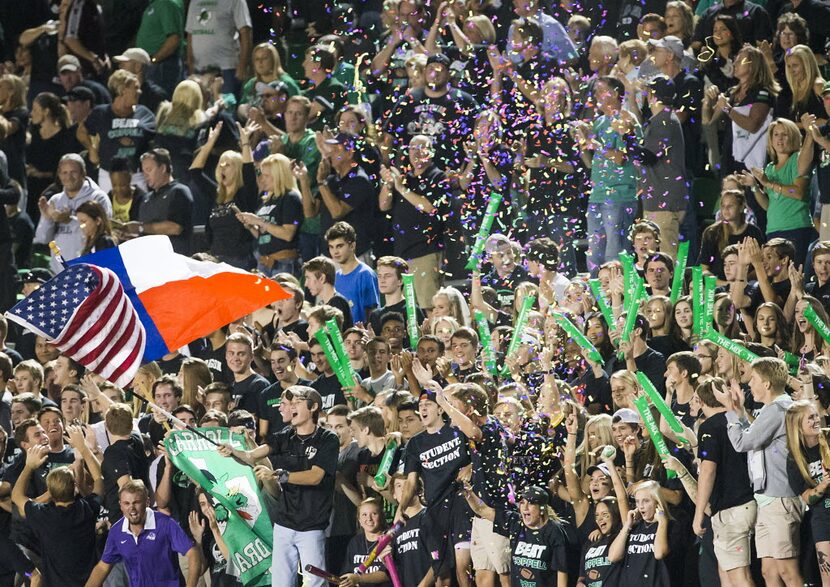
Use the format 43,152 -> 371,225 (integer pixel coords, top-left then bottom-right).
0,74 -> 28,190
428,315 -> 459,358
191,121 -> 260,269
777,44 -> 827,128
694,340 -> 719,377
608,480 -> 672,586
155,79 -> 208,194
753,302 -> 792,351
238,42 -> 300,120
668,296 -> 694,348
431,286 -> 471,327
744,117 -> 816,265
584,312 -> 616,365
76,200 -> 116,255
236,153 -> 304,277
786,400 -> 830,586
699,188 -> 764,282
704,44 -> 780,181
648,296 -> 691,358
793,296 -> 830,359
179,357 -> 212,421
579,496 -> 625,586
699,15 -> 742,93
25,92 -> 80,219
713,293 -> 742,339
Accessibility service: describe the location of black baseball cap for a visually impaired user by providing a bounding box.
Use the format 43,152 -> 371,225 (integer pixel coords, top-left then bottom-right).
426,53 -> 451,68
65,86 -> 95,103
521,486 -> 550,506
419,390 -> 438,403
19,268 -> 52,285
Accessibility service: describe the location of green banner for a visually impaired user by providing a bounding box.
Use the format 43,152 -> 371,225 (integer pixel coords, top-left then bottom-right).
165,428 -> 272,587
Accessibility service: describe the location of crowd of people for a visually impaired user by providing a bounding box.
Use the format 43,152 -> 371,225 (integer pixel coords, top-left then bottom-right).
6,0 -> 830,586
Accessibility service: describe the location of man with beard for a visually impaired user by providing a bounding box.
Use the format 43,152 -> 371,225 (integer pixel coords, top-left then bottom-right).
384,53 -> 478,171
87,480 -> 203,586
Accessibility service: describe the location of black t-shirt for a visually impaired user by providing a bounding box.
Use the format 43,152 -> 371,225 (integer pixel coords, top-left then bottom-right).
102,434 -> 150,522
806,279 -> 830,317
470,416 -> 511,509
331,441 -> 361,538
0,107 -> 29,186
494,508 -> 568,587
393,508 -> 431,585
618,519 -> 671,586
232,373 -> 271,417
320,165 -> 376,256
325,294 -> 354,330
25,495 -> 101,586
194,341 -> 234,384
698,223 -> 765,279
268,425 -> 339,531
389,164 -> 451,259
154,458 -> 199,539
137,181 -> 194,255
634,347 -> 667,396
580,534 -> 615,587
671,398 -> 697,429
787,442 -> 822,497
525,117 -> 585,218
201,164 -> 259,259
311,373 -> 348,411
697,412 -> 754,513
745,278 -> 791,316
341,532 -> 392,586
404,424 -> 471,506
384,87 -> 479,171
254,190 -> 304,255
85,104 -> 156,171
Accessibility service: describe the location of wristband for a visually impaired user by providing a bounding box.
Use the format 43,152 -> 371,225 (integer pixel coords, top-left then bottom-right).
275,469 -> 289,484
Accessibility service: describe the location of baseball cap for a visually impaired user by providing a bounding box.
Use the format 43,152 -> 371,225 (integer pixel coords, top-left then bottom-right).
648,35 -> 684,60
65,86 -> 95,103
647,75 -> 677,107
18,268 -> 52,285
114,48 -> 151,65
284,385 -> 323,406
324,132 -> 358,151
58,55 -> 82,73
426,53 -> 451,68
419,389 -> 438,403
520,486 -> 550,506
586,463 -> 612,478
612,408 -> 641,425
484,234 -> 512,254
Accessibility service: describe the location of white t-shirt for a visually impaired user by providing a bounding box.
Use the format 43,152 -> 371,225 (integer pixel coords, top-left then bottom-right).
186,0 -> 252,70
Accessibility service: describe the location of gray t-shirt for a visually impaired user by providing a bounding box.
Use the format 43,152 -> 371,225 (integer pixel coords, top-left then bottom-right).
185,0 -> 252,70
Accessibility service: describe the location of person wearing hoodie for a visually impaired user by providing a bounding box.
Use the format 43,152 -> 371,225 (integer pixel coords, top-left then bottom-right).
0,151 -> 23,313
33,153 -> 111,273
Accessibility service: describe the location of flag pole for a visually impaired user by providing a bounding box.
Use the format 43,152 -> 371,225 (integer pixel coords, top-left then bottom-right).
131,389 -> 252,468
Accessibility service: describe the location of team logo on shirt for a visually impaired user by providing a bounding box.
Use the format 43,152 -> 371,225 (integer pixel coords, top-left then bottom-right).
198,9 -> 212,25
306,446 -> 318,460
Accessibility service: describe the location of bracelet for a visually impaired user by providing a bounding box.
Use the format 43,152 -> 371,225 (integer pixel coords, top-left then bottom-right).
138,223 -> 145,235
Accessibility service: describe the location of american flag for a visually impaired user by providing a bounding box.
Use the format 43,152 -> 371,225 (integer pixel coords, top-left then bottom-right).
5,264 -> 146,387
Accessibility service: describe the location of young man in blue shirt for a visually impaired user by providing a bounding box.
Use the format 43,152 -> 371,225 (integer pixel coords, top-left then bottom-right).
327,221 -> 380,325
86,479 -> 204,587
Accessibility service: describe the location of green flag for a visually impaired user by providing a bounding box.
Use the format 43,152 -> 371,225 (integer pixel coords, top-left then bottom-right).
165,428 -> 273,587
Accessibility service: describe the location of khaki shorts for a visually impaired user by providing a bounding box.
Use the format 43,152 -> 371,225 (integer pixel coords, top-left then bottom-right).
407,252 -> 442,309
755,496 -> 804,559
711,500 -> 757,571
470,516 -> 510,573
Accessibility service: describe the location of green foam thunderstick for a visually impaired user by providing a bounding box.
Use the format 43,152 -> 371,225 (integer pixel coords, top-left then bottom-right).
804,305 -> 830,347
636,371 -> 688,442
633,396 -> 677,479
465,192 -> 503,271
315,329 -> 353,389
704,329 -> 760,363
373,437 -> 400,489
325,318 -> 357,387
553,312 -> 603,364
475,310 -> 499,376
501,294 -> 536,375
669,241 -> 689,305
589,279 -> 616,332
401,273 -> 420,348
691,266 -> 703,335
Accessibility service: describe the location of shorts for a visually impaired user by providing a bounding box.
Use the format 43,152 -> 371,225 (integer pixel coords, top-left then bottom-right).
711,501 -> 757,571
470,516 -> 510,574
755,496 -> 804,559
811,498 -> 830,543
422,488 -> 473,577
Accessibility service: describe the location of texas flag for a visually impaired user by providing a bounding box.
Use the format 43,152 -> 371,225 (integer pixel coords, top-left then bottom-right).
67,235 -> 289,362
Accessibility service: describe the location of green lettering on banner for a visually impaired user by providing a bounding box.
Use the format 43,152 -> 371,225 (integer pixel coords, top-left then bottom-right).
165,428 -> 272,586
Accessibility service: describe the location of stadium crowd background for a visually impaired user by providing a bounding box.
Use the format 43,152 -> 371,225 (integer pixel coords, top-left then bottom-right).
5,0 -> 830,586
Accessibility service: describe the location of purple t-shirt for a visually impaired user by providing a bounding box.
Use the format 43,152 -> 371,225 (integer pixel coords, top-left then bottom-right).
101,508 -> 194,586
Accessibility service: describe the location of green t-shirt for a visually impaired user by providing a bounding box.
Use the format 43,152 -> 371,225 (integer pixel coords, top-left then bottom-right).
240,72 -> 302,106
136,0 -> 184,56
588,115 -> 638,204
764,152 -> 812,233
